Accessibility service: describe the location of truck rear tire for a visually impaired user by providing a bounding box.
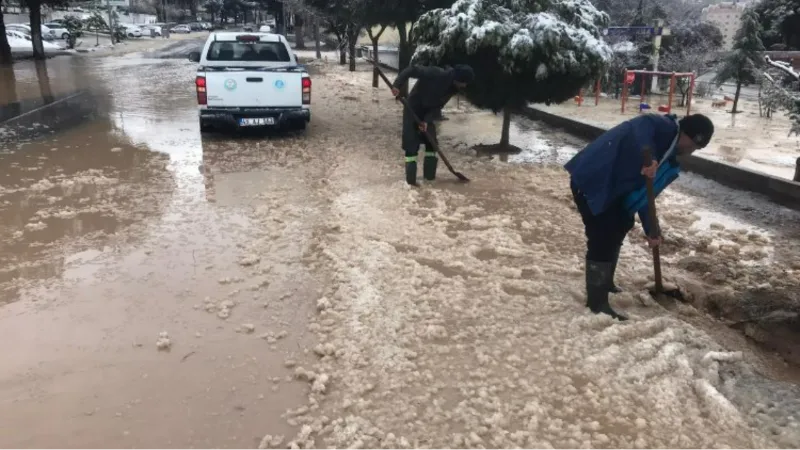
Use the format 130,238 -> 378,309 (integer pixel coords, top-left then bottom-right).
200,120 -> 212,133
295,120 -> 307,131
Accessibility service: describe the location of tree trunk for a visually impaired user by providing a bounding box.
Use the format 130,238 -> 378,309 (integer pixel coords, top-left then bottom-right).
367,25 -> 386,88
758,82 -> 763,117
313,18 -> 321,59
295,13 -> 305,49
35,59 -> 53,104
396,22 -> 411,97
732,80 -> 742,114
0,66 -> 20,119
339,44 -> 346,65
348,30 -> 357,72
28,0 -> 46,60
794,157 -> 800,183
0,5 -> 14,67
500,107 -> 512,148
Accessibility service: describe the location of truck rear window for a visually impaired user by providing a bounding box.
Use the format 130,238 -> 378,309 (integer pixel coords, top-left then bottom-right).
206,42 -> 291,62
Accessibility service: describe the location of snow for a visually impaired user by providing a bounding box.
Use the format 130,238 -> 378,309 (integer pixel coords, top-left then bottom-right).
240,62 -> 800,448
6,34 -> 63,53
4,54 -> 800,447
536,97 -> 800,180
156,331 -> 171,350
765,56 -> 800,81
414,0 -> 612,75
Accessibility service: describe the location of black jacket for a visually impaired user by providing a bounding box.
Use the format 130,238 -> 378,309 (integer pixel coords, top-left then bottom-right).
392,65 -> 458,123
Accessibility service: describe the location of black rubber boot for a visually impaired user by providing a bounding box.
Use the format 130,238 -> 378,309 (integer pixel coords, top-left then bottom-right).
405,161 -> 418,186
423,153 -> 438,181
608,246 -> 623,293
586,260 -> 628,321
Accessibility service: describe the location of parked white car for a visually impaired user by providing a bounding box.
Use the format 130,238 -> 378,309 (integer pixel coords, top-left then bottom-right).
142,25 -> 162,36
258,25 -> 272,33
171,25 -> 191,34
44,22 -> 70,40
5,29 -> 63,53
122,24 -> 143,38
189,32 -> 311,133
6,23 -> 55,41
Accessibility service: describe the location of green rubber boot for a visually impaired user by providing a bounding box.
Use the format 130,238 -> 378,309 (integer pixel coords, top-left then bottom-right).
405,157 -> 418,186
423,151 -> 438,181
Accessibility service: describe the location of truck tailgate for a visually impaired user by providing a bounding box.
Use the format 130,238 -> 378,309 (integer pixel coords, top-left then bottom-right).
206,71 -> 303,107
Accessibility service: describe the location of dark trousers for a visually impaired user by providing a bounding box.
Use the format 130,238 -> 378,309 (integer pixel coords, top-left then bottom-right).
401,107 -> 437,161
571,183 -> 634,262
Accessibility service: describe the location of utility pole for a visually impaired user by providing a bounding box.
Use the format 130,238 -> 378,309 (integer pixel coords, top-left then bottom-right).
650,18 -> 670,92
106,0 -> 115,45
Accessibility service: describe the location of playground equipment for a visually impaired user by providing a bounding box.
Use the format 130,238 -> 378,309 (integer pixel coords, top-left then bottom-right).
573,79 -> 602,107
621,69 -> 695,115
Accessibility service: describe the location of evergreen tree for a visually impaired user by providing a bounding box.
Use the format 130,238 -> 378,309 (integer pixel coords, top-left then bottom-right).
753,0 -> 800,50
413,0 -> 612,151
713,8 -> 765,114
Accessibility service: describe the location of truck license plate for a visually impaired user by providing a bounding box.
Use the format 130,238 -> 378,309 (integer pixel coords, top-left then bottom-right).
239,117 -> 275,126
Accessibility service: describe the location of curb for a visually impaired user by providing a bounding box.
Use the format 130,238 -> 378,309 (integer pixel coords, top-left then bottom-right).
521,106 -> 800,209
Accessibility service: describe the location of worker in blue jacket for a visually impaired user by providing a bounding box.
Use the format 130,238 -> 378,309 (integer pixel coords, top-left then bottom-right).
565,113 -> 714,321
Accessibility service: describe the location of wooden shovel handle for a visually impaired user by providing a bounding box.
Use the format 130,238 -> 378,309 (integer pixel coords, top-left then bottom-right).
642,146 -> 663,293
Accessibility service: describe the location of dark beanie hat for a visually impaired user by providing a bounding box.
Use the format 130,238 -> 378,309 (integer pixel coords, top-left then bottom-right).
679,114 -> 714,148
453,64 -> 475,83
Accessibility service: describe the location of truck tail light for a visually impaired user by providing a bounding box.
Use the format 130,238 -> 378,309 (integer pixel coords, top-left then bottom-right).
301,76 -> 311,104
196,75 -> 207,105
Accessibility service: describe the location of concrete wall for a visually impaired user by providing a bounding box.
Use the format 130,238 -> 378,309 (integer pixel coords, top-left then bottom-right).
361,45 -> 400,71
5,10 -> 157,24
522,106 -> 800,209
2,13 -> 28,24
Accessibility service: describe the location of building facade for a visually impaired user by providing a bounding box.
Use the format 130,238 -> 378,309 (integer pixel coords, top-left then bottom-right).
701,1 -> 748,50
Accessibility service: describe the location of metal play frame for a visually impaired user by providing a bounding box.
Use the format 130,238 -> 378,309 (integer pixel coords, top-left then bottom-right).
621,69 -> 696,115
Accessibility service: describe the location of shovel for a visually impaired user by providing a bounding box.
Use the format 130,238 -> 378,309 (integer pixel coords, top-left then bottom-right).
642,146 -> 684,306
372,63 -> 470,183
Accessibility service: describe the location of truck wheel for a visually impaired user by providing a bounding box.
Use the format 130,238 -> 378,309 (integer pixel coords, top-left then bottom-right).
292,120 -> 307,131
200,121 -> 212,133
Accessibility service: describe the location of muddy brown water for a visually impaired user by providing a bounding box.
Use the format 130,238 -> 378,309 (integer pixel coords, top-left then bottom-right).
1,54 -> 320,447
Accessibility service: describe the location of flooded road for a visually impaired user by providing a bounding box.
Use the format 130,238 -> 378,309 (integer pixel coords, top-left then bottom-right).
0,53 -> 320,447
1,52 -> 800,448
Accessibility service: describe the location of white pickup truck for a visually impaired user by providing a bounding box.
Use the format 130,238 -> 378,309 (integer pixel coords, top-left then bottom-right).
189,32 -> 311,133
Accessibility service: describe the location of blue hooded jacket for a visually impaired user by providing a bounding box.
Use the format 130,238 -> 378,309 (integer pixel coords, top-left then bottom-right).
564,113 -> 681,235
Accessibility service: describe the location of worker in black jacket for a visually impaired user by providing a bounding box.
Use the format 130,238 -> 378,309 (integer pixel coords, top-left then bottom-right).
391,64 -> 475,185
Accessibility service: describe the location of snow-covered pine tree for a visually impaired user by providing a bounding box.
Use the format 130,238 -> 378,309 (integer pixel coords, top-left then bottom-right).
713,8 -> 765,114
412,0 -> 612,152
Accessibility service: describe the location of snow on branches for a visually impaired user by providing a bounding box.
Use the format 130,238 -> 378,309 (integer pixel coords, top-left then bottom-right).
411,0 -> 612,111
765,56 -> 800,81
763,56 -> 800,137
